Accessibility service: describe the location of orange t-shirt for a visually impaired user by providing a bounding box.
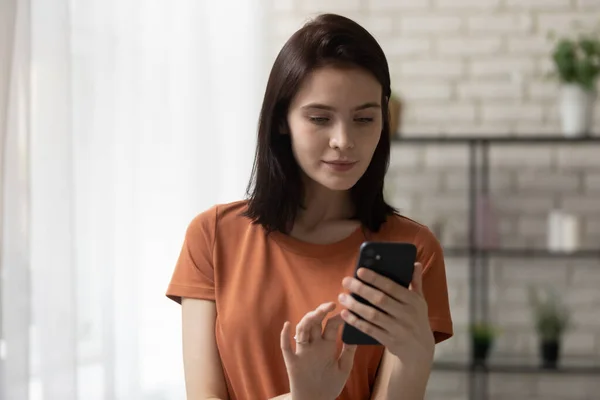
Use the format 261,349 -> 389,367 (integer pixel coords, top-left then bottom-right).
166,200 -> 453,400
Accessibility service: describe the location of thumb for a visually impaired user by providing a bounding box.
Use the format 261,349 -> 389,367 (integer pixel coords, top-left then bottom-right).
409,262 -> 424,296
280,321 -> 294,362
338,343 -> 357,372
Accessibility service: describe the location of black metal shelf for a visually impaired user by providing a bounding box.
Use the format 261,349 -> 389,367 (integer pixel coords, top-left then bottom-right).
442,247 -> 600,259
392,134 -> 600,144
433,361 -> 600,375
390,135 -> 600,400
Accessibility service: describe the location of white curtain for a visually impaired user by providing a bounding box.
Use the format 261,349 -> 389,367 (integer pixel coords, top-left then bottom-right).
0,0 -> 267,399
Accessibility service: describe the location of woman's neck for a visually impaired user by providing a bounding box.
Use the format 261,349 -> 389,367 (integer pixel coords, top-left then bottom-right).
295,181 -> 354,231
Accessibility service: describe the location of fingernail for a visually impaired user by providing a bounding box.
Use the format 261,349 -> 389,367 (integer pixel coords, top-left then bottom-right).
341,309 -> 351,319
338,293 -> 347,302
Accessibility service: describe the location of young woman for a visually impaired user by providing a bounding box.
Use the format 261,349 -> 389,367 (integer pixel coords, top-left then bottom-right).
166,13 -> 453,400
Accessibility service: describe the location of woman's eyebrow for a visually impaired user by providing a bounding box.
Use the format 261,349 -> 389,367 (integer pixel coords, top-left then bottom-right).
301,102 -> 381,111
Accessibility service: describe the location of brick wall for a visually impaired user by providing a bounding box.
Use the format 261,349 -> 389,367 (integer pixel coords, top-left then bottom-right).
269,0 -> 600,135
267,1 -> 600,399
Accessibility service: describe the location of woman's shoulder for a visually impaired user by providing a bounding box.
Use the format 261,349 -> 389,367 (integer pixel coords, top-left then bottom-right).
381,213 -> 441,251
187,199 -> 253,236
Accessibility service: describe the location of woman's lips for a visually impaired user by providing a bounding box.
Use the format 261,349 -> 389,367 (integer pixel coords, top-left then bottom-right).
322,160 -> 358,172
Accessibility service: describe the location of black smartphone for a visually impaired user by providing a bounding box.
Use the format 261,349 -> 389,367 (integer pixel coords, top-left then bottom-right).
341,241 -> 417,345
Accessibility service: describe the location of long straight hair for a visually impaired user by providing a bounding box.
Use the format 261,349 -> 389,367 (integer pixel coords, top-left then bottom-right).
244,13 -> 397,234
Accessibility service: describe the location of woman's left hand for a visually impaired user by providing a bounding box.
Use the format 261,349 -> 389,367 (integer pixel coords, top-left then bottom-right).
337,262 -> 435,364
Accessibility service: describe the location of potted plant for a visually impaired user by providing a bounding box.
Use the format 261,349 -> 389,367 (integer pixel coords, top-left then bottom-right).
528,286 -> 571,369
470,323 -> 497,366
548,27 -> 600,137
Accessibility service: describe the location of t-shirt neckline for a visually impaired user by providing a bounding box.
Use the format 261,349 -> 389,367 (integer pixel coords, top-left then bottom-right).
269,224 -> 368,259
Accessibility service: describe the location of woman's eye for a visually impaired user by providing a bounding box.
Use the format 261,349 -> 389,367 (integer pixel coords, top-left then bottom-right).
355,117 -> 374,123
309,117 -> 330,125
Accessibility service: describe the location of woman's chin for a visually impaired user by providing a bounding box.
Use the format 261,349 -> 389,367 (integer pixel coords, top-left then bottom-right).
316,176 -> 359,192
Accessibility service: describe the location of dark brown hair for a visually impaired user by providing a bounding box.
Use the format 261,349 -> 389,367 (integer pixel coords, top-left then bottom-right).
244,13 -> 397,233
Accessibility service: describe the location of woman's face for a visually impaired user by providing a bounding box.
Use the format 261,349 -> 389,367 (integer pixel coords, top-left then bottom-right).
286,65 -> 383,192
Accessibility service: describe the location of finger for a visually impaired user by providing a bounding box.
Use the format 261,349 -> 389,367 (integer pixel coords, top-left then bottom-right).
294,318 -> 311,346
338,343 -> 357,373
295,302 -> 336,344
322,313 -> 345,341
347,269 -> 411,304
280,321 -> 294,360
341,309 -> 389,344
338,278 -> 402,316
409,262 -> 424,297
342,276 -> 405,316
338,292 -> 396,329
295,311 -> 316,343
307,302 -> 337,339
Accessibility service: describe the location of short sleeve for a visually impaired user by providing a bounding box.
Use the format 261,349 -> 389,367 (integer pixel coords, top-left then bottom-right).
415,226 -> 454,344
166,205 -> 218,304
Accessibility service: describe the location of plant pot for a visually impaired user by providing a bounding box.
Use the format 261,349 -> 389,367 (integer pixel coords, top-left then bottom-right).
559,83 -> 596,137
541,340 -> 560,369
472,339 -> 492,365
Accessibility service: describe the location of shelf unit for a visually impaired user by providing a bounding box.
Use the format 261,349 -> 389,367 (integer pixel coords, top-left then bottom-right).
391,135 -> 600,400
434,358 -> 600,375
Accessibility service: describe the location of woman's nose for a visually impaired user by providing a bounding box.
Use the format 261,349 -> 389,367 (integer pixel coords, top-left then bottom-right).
329,124 -> 354,150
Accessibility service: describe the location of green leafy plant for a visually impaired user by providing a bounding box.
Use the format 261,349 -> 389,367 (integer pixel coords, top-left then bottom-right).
528,286 -> 571,342
470,323 -> 498,343
548,26 -> 600,91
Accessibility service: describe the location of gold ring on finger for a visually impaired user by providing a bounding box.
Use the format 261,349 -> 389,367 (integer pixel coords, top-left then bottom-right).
293,335 -> 310,344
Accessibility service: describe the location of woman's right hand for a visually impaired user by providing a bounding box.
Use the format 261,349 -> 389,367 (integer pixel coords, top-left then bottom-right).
280,302 -> 357,400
